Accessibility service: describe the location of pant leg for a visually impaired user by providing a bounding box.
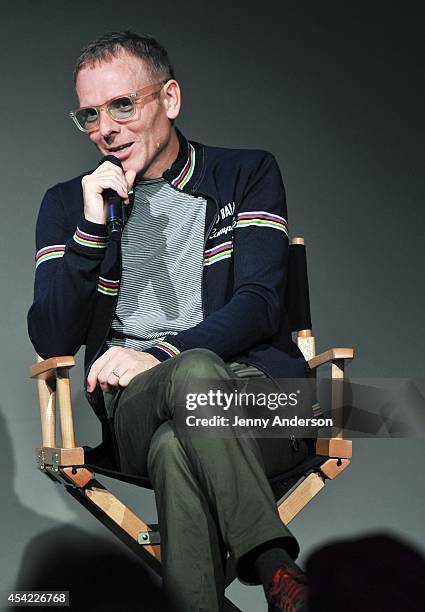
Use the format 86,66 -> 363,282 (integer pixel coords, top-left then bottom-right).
113,348 -> 307,609
113,351 -> 228,611
148,421 -> 227,612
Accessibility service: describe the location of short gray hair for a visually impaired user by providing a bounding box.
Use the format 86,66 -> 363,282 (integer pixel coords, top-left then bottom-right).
74,30 -> 175,85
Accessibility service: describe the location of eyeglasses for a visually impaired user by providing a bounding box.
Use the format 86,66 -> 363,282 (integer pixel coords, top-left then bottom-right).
69,81 -> 166,132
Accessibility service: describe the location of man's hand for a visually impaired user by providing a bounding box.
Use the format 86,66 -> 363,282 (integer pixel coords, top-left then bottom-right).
86,346 -> 160,392
82,161 -> 136,224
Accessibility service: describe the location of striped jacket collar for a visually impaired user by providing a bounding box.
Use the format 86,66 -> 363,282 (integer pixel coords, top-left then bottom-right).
162,128 -> 201,192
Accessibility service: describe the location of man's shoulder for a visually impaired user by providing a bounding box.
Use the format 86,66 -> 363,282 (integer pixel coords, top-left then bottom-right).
190,141 -> 282,194
195,140 -> 277,168
38,172 -> 88,227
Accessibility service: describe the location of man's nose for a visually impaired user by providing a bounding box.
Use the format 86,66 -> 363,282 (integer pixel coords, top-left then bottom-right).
98,107 -> 120,139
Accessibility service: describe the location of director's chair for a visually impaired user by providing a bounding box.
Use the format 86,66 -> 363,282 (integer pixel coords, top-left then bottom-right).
30,236 -> 354,611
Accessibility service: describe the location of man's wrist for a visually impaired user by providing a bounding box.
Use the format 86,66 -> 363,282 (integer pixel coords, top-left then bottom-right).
144,340 -> 181,363
84,213 -> 106,226
71,214 -> 108,254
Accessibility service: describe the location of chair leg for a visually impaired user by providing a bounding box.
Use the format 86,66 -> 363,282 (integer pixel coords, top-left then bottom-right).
66,483 -> 162,568
277,472 -> 325,525
50,467 -> 162,576
223,596 -> 242,611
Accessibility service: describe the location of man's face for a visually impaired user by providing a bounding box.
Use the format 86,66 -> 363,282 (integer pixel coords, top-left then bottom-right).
75,52 -> 180,177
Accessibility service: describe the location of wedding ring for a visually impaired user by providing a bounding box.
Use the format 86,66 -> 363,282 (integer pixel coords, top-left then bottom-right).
112,370 -> 121,378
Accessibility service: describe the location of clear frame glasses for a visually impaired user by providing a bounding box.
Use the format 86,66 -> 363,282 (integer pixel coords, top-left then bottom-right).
69,81 -> 166,132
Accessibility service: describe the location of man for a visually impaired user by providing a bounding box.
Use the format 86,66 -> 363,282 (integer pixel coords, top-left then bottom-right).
28,31 -> 310,611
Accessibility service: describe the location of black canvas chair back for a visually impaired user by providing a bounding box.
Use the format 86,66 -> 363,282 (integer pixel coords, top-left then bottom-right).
286,240 -> 312,333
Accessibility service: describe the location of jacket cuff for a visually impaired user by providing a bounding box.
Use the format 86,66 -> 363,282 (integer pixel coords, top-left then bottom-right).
144,339 -> 182,362
70,215 -> 108,256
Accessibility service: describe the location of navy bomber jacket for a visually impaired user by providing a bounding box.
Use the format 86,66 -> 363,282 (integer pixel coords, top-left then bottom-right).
28,129 -> 307,430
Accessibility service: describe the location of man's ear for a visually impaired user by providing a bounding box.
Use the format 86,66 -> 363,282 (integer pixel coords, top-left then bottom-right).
162,80 -> 181,120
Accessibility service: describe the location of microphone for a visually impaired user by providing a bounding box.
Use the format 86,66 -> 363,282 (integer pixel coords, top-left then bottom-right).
98,155 -> 125,241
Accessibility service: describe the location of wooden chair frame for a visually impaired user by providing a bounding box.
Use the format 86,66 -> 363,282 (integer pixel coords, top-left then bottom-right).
29,236 -> 354,611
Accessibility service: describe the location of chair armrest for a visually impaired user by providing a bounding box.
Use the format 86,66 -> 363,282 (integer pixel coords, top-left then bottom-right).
308,348 -> 354,440
30,355 -> 76,449
29,356 -> 75,379
308,348 -> 354,370
315,438 -> 352,458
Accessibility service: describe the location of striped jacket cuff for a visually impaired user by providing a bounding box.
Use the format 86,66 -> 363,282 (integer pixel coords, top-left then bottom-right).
144,340 -> 181,363
71,216 -> 108,254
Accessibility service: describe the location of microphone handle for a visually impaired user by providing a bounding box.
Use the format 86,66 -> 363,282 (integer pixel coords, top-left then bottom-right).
103,188 -> 124,241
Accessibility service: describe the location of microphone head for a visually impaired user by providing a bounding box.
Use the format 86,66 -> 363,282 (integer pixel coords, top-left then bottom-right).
97,154 -> 123,170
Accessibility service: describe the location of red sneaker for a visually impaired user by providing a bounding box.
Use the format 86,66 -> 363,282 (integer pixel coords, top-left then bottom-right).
267,564 -> 309,611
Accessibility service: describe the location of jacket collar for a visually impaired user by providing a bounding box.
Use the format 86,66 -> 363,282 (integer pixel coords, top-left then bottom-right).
163,127 -> 202,192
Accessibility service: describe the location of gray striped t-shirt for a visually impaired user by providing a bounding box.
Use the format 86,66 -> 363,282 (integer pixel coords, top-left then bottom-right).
107,178 -> 207,351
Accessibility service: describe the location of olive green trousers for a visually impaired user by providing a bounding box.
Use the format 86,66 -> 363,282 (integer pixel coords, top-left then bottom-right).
110,348 -> 308,611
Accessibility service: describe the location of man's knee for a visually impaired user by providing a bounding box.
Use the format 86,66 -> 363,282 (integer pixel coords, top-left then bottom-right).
174,348 -> 226,381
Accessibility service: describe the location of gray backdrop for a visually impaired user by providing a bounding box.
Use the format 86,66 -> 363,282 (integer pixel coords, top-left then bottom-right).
1,1 -> 424,610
